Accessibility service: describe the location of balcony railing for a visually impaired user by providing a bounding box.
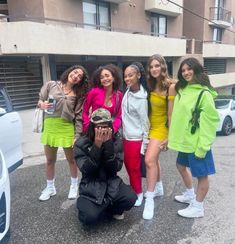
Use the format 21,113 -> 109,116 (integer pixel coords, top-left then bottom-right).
186,39 -> 203,54
209,7 -> 232,26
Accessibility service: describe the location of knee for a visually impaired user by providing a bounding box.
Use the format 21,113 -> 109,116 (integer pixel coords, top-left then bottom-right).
123,190 -> 137,210
46,158 -> 56,166
145,156 -> 154,168
78,210 -> 99,225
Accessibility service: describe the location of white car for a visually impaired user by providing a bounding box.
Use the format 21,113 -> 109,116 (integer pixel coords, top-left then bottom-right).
0,86 -> 23,242
215,98 -> 235,136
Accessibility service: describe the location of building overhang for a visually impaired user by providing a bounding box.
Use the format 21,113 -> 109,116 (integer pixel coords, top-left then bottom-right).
209,73 -> 235,88
0,21 -> 186,57
208,20 -> 232,28
145,0 -> 182,16
203,43 -> 235,58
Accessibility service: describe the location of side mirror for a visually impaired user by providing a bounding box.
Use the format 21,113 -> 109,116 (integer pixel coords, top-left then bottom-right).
0,107 -> 6,116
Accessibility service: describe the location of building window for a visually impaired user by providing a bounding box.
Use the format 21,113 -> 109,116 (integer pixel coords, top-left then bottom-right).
213,27 -> 222,43
83,0 -> 110,31
151,13 -> 167,37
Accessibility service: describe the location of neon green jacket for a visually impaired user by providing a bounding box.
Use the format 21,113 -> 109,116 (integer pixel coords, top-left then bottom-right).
168,84 -> 219,158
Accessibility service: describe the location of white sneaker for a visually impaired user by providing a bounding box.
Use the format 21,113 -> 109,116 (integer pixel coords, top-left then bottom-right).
134,193 -> 143,207
113,213 -> 124,220
144,184 -> 164,198
178,203 -> 204,218
39,187 -> 56,201
142,198 -> 154,220
175,191 -> 196,204
68,185 -> 78,199
154,184 -> 164,197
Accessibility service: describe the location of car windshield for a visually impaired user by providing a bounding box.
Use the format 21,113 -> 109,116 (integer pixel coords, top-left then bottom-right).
215,99 -> 230,109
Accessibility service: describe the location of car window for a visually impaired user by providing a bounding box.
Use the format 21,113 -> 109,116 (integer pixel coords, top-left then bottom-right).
0,87 -> 13,112
215,99 -> 230,109
0,91 -> 7,110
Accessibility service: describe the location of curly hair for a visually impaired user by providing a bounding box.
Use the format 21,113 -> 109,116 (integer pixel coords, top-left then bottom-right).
91,64 -> 122,91
176,57 -> 214,94
60,65 -> 89,99
146,54 -> 171,92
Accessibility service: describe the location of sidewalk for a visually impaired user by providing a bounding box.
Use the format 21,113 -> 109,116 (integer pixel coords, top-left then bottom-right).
19,109 -> 65,167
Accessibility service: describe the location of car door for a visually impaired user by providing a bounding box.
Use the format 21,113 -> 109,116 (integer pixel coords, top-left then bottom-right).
230,100 -> 235,129
0,86 -> 23,172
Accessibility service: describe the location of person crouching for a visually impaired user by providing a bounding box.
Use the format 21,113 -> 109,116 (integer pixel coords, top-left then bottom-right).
73,108 -> 137,224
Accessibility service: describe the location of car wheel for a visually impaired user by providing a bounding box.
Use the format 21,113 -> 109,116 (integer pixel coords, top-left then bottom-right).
222,116 -> 232,136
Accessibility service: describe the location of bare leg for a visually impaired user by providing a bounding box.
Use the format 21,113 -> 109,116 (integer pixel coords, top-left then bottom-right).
44,145 -> 58,180
156,160 -> 161,182
63,147 -> 77,178
196,176 -> 209,202
176,163 -> 193,189
145,139 -> 162,192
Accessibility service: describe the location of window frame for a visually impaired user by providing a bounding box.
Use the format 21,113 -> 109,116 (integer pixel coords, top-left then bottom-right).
82,0 -> 111,30
150,13 -> 167,37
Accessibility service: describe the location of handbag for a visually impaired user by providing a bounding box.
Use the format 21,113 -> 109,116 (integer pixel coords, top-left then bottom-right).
140,154 -> 146,178
32,107 -> 44,133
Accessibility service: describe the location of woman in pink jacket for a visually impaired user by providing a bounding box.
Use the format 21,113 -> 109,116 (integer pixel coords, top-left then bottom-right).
82,64 -> 123,133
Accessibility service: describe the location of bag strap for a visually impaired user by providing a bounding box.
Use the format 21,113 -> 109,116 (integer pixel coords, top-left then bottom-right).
190,89 -> 209,134
165,87 -> 169,128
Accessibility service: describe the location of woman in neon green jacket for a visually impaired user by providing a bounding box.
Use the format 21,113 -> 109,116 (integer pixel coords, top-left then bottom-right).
168,57 -> 219,218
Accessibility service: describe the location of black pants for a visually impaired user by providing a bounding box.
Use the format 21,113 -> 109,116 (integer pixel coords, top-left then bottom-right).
77,184 -> 137,225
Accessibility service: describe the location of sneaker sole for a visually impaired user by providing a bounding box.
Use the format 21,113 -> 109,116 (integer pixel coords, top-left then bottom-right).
39,192 -> 56,201
177,211 -> 204,218
174,197 -> 191,204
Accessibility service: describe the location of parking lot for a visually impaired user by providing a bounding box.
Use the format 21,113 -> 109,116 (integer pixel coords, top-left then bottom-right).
8,132 -> 235,244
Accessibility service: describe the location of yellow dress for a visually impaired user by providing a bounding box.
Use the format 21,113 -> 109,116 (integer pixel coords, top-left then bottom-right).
149,92 -> 174,140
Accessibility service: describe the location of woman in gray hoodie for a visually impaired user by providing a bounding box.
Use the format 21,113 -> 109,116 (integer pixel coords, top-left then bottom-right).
122,62 -> 150,208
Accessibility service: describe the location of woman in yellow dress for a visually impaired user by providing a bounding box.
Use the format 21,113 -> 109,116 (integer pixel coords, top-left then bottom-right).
143,54 -> 176,220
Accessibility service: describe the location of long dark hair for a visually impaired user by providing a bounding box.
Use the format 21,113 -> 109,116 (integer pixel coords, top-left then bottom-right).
146,54 -> 171,92
91,64 -> 122,91
60,65 -> 89,99
176,57 -> 214,94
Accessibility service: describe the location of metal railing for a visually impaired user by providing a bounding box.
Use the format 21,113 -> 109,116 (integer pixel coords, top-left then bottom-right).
186,39 -> 203,54
210,7 -> 231,23
0,14 -> 186,39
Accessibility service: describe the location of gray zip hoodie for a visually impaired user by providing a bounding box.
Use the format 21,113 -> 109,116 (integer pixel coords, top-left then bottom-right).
122,85 -> 149,143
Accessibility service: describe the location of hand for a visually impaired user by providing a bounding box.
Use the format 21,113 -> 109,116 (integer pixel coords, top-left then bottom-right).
38,101 -> 53,110
94,127 -> 104,148
102,128 -> 112,142
159,139 -> 168,152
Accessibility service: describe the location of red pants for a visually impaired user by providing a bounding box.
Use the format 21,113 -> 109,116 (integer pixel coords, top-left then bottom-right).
123,139 -> 142,194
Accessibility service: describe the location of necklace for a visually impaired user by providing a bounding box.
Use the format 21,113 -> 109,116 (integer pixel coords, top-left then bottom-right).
62,84 -> 72,95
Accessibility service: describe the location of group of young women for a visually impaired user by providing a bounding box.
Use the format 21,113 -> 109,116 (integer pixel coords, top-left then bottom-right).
37,54 -> 219,224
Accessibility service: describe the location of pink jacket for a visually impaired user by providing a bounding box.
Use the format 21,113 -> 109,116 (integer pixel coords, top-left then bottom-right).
82,87 -> 123,133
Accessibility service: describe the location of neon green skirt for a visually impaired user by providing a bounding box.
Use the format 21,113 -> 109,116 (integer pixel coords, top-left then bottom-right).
41,117 -> 74,148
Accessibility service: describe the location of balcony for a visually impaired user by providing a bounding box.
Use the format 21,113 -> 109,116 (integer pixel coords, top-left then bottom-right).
0,20 -> 186,57
209,7 -> 232,28
145,0 -> 182,16
209,72 -> 235,88
203,42 -> 235,58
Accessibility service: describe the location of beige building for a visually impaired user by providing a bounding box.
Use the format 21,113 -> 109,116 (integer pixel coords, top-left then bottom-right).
0,0 -> 234,109
183,0 -> 235,93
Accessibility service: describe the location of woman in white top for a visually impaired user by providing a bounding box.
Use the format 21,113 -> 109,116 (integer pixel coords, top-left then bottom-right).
122,62 -> 149,207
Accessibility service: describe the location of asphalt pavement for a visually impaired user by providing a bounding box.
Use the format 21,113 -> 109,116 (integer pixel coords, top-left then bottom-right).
7,110 -> 235,244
